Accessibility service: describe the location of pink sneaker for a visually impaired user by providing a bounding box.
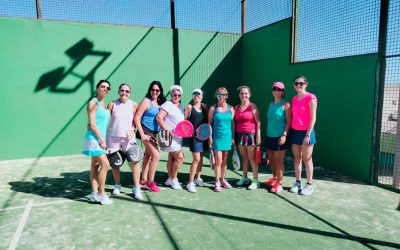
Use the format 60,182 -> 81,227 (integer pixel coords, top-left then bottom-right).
271,182 -> 283,193
146,181 -> 160,192
140,180 -> 148,186
214,181 -> 221,192
264,177 -> 277,187
220,179 -> 232,189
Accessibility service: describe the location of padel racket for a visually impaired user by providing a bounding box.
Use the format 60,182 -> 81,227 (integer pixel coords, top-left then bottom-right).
107,149 -> 126,169
209,148 -> 215,169
232,146 -> 241,170
159,130 -> 173,147
125,142 -> 144,163
173,120 -> 194,138
194,123 -> 212,141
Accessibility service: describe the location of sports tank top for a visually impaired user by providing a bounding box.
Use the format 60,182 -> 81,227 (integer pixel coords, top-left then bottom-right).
235,103 -> 256,133
267,99 -> 286,137
141,97 -> 161,131
107,99 -> 134,137
188,104 -> 208,130
85,98 -> 110,140
213,104 -> 232,138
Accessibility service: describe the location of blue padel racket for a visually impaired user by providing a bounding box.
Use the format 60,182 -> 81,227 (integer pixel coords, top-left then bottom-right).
194,123 -> 212,141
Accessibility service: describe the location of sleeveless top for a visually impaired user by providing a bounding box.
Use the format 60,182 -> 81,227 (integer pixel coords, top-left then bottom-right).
84,98 -> 110,140
107,99 -> 134,137
235,103 -> 256,133
141,97 -> 161,131
291,93 -> 317,130
267,99 -> 286,137
213,104 -> 232,139
188,104 -> 208,130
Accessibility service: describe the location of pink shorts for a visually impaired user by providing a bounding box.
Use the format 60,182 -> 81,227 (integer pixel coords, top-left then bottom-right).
106,136 -> 136,152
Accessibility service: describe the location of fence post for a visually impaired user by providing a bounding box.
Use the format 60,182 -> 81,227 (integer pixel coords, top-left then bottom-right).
170,0 -> 175,29
241,0 -> 246,34
36,0 -> 42,19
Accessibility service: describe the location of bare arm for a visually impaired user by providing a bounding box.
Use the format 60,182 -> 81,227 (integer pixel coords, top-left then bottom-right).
87,100 -> 106,149
279,101 -> 292,145
133,98 -> 150,141
304,99 -> 317,145
231,106 -> 235,145
208,105 -> 215,147
156,109 -> 169,131
252,104 -> 261,145
184,104 -> 192,120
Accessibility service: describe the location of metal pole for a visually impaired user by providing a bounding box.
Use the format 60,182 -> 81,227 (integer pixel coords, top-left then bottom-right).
36,0 -> 42,19
290,0 -> 298,63
241,0 -> 246,34
170,0 -> 175,29
372,0 -> 389,184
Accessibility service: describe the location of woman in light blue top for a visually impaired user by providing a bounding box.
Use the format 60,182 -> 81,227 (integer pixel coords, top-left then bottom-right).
82,80 -> 113,205
264,82 -> 291,193
208,87 -> 235,192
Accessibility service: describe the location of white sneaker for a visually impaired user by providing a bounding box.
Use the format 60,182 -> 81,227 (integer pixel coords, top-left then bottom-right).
186,182 -> 197,193
248,179 -> 260,190
290,181 -> 302,193
164,178 -> 172,186
88,192 -> 100,202
99,194 -> 113,205
300,184 -> 314,196
194,177 -> 205,187
112,184 -> 122,195
171,178 -> 182,190
133,186 -> 142,200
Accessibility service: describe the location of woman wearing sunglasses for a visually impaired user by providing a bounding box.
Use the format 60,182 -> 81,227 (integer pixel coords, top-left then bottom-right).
134,81 -> 166,192
234,86 -> 261,190
184,88 -> 209,193
208,87 -> 235,192
264,82 -> 291,193
106,83 -> 142,200
156,85 -> 185,190
82,80 -> 113,205
290,76 -> 317,195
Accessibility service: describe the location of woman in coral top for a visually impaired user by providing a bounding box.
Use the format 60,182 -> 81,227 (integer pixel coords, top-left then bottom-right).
289,76 -> 317,196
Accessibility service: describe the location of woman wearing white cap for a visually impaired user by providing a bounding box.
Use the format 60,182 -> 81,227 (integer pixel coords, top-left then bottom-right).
264,82 -> 291,193
184,88 -> 209,193
156,85 -> 185,190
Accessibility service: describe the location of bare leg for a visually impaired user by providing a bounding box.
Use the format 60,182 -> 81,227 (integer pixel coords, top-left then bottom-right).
214,150 -> 222,181
292,144 -> 302,181
274,150 -> 286,183
195,152 -> 204,179
96,155 -> 110,196
246,146 -> 258,180
220,151 -> 230,180
267,150 -> 276,177
171,151 -> 184,179
112,168 -> 121,184
131,162 -> 141,187
238,145 -> 249,178
146,142 -> 160,184
301,144 -> 314,184
90,159 -> 100,193
189,152 -> 201,182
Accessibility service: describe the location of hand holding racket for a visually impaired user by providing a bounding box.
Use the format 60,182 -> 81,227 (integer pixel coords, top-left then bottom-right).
159,130 -> 173,147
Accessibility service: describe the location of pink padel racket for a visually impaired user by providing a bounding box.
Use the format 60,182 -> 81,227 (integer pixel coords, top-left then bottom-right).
173,120 -> 194,138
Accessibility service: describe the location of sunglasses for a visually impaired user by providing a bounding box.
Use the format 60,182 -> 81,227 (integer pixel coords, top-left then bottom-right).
151,89 -> 160,93
119,89 -> 130,94
192,92 -> 201,96
216,93 -> 227,97
173,94 -> 182,97
99,85 -> 111,91
272,87 -> 284,92
294,81 -> 306,86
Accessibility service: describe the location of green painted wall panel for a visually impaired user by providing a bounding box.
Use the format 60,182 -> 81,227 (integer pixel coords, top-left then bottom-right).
241,19 -> 378,182
0,18 -> 240,160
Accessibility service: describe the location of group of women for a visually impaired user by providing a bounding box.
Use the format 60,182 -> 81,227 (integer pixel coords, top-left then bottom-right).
82,76 -> 317,205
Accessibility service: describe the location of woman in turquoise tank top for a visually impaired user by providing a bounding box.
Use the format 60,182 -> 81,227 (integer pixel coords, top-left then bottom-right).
208,87 -> 235,192
264,82 -> 291,194
82,80 -> 113,205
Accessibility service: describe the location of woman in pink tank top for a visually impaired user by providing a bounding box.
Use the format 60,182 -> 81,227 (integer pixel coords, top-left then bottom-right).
234,86 -> 261,190
106,83 -> 142,200
289,76 -> 318,196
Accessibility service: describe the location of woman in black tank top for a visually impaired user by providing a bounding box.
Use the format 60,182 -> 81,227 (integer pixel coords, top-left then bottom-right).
184,88 -> 209,193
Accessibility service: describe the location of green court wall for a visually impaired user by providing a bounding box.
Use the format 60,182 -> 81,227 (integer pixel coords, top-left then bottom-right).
0,18 -> 240,160
241,19 -> 378,182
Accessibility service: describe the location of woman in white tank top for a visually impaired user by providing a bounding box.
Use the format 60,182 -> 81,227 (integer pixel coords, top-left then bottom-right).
106,83 -> 142,200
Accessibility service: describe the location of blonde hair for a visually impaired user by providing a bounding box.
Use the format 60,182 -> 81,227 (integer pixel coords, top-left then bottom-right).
215,87 -> 228,97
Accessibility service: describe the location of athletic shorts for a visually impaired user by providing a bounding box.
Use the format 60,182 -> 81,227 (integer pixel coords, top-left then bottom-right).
265,136 -> 290,151
235,132 -> 256,146
106,136 -> 136,152
161,136 -> 182,152
189,137 -> 209,153
290,129 -> 316,145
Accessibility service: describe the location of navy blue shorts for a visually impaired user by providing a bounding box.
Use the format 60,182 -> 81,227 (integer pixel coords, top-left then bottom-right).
290,129 -> 316,145
265,136 -> 290,151
189,137 -> 209,153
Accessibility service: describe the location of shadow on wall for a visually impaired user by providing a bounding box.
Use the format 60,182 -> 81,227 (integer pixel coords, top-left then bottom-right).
35,38 -> 111,95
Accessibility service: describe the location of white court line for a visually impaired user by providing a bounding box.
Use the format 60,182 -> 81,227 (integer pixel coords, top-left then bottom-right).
8,200 -> 33,250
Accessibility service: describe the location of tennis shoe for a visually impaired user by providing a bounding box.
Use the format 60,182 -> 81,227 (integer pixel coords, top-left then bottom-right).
236,177 -> 250,186
99,194 -> 113,205
264,177 -> 277,187
271,182 -> 283,193
214,181 -> 221,192
164,178 -> 172,186
300,184 -> 314,196
194,177 -> 205,187
132,186 -> 142,200
171,178 -> 182,190
248,179 -> 260,190
290,181 -> 302,193
220,179 -> 232,189
88,192 -> 100,202
146,181 -> 161,192
186,182 -> 196,193
112,184 -> 122,195
139,180 -> 148,186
